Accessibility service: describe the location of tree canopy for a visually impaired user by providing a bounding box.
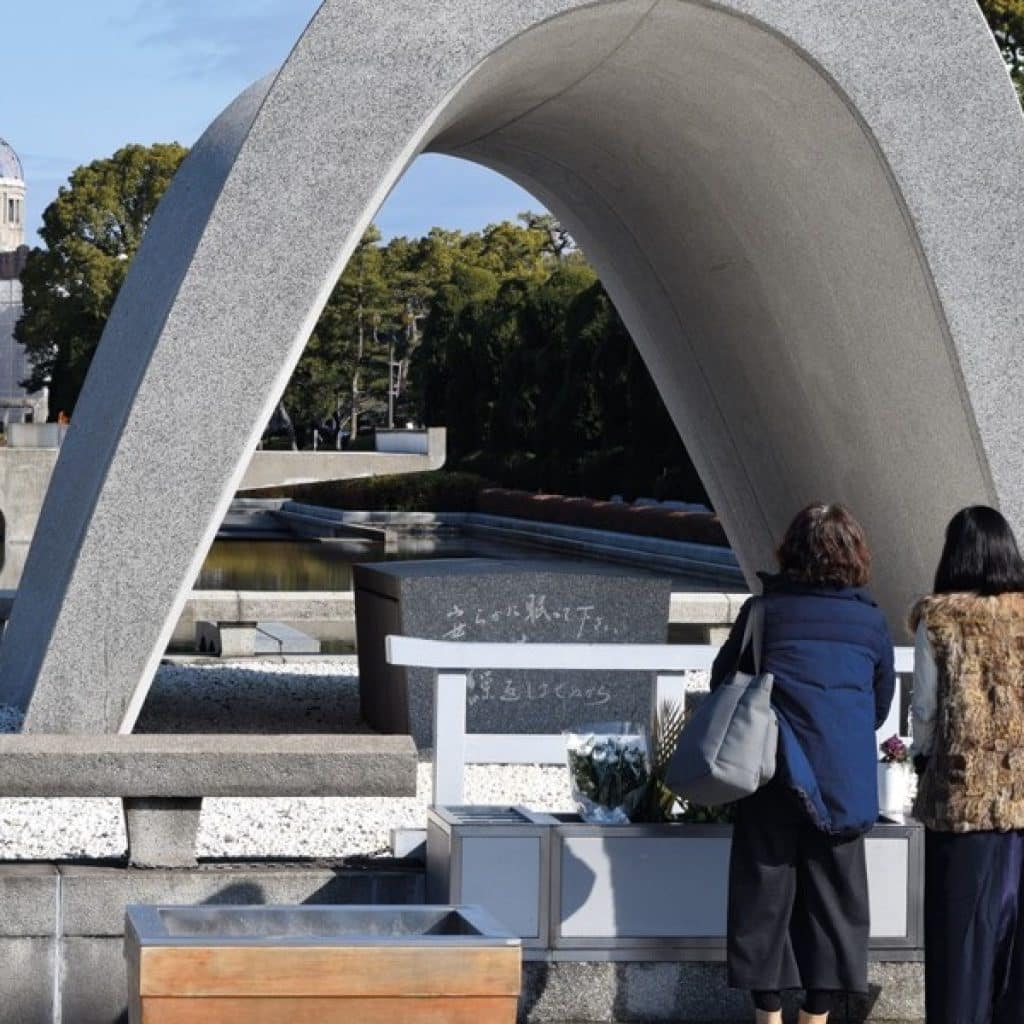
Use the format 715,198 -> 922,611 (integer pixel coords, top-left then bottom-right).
409,233 -> 705,501
16,143 -> 188,416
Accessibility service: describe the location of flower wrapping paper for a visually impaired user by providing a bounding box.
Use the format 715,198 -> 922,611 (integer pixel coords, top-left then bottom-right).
565,723 -> 651,824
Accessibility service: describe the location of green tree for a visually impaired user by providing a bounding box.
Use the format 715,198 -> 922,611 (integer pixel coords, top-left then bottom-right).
517,211 -> 575,261
16,143 -> 189,417
285,226 -> 489,439
410,222 -> 709,503
411,219 -> 559,449
11,138 -> 707,501
980,0 -> 1024,100
282,225 -> 392,440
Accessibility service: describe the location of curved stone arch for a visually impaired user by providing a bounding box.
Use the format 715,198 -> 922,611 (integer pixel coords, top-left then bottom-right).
2,0 -> 1021,732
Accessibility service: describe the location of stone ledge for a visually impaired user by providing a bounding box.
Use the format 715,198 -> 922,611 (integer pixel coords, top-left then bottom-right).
669,592 -> 748,625
0,861 -> 924,1024
0,734 -> 417,798
58,861 -> 425,936
0,940 -> 930,1024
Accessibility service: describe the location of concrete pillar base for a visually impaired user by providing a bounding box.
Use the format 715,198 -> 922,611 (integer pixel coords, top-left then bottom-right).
122,798 -> 201,868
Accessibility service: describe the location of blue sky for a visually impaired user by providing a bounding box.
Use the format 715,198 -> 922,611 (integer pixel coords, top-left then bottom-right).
4,0 -> 543,246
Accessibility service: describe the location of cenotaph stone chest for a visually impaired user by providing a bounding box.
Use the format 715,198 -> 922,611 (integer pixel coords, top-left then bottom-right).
354,559 -> 672,746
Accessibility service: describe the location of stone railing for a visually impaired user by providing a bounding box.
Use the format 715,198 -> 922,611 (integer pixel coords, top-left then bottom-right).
0,733 -> 417,867
386,635 -> 913,806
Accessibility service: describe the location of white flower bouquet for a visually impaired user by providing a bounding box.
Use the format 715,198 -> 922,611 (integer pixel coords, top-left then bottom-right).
565,722 -> 651,824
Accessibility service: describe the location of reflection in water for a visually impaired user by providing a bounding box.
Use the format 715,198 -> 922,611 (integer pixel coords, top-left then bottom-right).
196,530 -> 727,594
195,534 -> 557,592
199,540 -> 361,591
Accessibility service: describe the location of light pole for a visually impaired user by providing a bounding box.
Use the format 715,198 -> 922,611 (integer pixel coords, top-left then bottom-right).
387,334 -> 395,429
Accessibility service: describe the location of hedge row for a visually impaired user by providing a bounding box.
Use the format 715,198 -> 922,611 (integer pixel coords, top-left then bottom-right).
478,489 -> 730,548
247,472 -> 730,548
250,471 -> 488,512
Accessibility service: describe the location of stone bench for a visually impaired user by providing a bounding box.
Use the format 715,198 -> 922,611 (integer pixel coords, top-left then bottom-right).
0,733 -> 417,868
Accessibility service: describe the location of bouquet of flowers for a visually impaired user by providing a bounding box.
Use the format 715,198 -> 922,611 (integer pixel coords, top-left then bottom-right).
879,735 -> 909,764
565,722 -> 651,824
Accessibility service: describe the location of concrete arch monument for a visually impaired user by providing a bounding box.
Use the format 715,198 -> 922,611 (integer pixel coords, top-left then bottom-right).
2,0 -> 1022,731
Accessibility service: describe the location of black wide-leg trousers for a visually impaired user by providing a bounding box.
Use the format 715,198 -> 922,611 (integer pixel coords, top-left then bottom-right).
925,829 -> 1024,1024
727,786 -> 870,994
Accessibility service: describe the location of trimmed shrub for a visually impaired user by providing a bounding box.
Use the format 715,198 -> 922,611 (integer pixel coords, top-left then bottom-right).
245,475 -> 728,547
248,471 -> 491,512
478,488 -> 729,548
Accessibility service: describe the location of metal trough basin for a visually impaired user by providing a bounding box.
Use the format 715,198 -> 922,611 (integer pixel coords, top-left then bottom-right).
126,904 -> 521,1024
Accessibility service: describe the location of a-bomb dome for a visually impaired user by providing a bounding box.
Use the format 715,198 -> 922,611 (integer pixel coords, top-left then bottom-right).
0,139 -> 23,182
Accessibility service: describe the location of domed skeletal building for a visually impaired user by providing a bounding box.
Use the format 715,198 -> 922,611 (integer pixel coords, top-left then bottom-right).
0,138 -> 45,424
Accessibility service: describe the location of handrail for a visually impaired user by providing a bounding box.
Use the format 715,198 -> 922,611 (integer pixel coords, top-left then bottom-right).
386,635 -> 722,671
387,634 -> 915,672
385,635 -> 915,806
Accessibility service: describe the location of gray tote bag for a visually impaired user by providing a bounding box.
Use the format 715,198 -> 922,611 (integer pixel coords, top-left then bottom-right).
665,599 -> 777,806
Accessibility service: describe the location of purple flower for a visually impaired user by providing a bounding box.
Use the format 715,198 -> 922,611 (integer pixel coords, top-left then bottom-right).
879,735 -> 908,764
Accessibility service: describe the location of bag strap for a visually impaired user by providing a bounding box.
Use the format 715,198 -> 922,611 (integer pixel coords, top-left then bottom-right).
736,597 -> 765,675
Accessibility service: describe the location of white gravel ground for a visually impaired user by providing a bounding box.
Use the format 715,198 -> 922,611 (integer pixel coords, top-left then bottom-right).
2,659 -> 672,861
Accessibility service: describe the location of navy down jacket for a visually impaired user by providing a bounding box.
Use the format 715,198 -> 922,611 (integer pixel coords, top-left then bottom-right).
711,573 -> 896,838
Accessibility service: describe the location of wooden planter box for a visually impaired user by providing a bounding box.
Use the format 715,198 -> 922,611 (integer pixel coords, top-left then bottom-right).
428,809 -> 923,962
125,904 -> 521,1024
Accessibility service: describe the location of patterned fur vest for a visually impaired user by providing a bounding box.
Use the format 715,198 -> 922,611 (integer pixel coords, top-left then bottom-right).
910,591 -> 1024,832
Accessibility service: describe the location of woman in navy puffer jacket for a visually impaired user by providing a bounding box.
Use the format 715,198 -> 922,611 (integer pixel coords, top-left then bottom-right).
711,503 -> 895,1024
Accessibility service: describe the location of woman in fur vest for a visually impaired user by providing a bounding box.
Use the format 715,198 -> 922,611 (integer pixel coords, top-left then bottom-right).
911,505 -> 1024,1022
713,503 -> 895,1024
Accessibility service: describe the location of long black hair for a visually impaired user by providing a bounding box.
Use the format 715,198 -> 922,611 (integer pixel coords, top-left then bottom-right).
933,506 -> 1024,595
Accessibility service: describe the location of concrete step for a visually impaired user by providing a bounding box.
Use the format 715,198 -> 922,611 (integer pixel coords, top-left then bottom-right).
256,621 -> 321,654
196,619 -> 322,655
0,860 -> 425,1023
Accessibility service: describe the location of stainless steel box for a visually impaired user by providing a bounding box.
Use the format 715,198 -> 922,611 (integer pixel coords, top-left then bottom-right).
428,807 -> 924,962
427,806 -> 559,956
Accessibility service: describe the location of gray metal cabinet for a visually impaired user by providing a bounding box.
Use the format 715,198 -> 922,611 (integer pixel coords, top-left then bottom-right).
427,806 -> 560,952
427,808 -> 924,962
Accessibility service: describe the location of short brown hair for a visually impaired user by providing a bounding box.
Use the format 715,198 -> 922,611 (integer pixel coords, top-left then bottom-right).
776,503 -> 872,588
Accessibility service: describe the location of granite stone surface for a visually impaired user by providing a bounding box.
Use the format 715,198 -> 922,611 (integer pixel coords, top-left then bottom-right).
0,733 -> 417,798
854,963 -> 927,1022
520,961 -> 759,1021
519,960 -> 924,1021
2,0 -> 1021,733
355,558 -> 671,745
